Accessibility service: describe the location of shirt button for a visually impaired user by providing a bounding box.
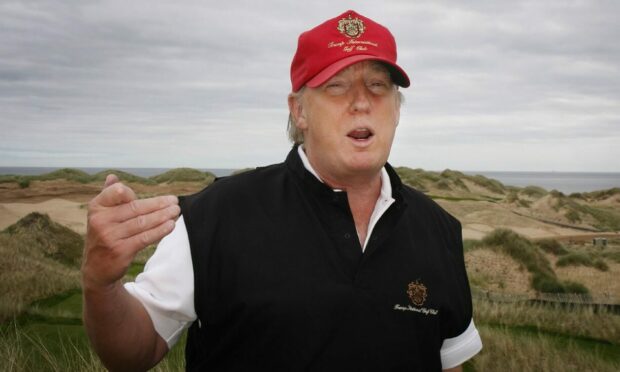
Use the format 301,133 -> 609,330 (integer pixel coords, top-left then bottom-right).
344,233 -> 351,239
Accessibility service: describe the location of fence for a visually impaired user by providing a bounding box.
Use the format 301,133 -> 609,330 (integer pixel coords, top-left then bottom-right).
471,287 -> 620,313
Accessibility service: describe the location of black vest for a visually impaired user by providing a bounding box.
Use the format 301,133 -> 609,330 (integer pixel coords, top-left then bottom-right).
179,146 -> 472,371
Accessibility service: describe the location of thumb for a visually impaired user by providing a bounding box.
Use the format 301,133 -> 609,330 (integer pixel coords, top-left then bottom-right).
104,174 -> 120,188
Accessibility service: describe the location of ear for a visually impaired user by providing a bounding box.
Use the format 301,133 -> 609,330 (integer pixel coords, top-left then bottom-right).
394,89 -> 401,127
288,93 -> 307,129
395,108 -> 400,127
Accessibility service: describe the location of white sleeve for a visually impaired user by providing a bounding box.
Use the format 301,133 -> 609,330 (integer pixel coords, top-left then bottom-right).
124,215 -> 196,349
440,318 -> 483,369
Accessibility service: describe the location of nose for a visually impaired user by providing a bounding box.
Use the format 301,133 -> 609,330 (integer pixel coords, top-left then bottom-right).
349,84 -> 371,113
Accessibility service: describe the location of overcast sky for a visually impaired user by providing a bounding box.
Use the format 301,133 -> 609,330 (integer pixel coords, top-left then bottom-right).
1,0 -> 618,172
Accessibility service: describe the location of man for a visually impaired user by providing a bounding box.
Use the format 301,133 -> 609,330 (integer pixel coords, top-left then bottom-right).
82,10 -> 482,371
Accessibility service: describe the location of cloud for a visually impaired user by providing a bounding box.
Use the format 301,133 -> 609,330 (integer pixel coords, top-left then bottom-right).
1,0 -> 618,171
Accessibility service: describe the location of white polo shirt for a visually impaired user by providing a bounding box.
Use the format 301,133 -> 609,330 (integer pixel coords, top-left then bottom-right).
125,147 -> 482,368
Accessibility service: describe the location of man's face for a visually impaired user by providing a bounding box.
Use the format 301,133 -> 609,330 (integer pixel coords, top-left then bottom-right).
290,61 -> 400,182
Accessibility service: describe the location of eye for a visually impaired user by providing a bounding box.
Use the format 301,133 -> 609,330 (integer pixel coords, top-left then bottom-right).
324,80 -> 348,95
367,79 -> 390,93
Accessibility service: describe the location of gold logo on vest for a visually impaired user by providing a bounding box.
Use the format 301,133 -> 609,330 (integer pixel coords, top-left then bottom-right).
407,280 -> 427,306
393,280 -> 439,316
337,15 -> 365,38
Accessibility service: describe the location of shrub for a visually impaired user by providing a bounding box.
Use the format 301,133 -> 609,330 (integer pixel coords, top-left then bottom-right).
481,229 -> 576,294
435,179 -> 451,190
470,175 -> 506,194
579,205 -> 620,231
565,209 -> 581,223
561,281 -> 590,295
536,239 -> 568,255
505,192 -> 519,203
482,229 -> 554,277
556,252 -> 592,267
463,239 -> 482,253
593,259 -> 609,271
38,168 -> 92,183
531,273 -> 565,293
583,187 -> 620,200
92,170 -> 156,185
151,168 -> 215,183
601,251 -> 620,263
556,253 -> 609,272
550,190 -> 566,198
18,178 -> 30,189
452,178 -> 469,191
521,186 -> 548,198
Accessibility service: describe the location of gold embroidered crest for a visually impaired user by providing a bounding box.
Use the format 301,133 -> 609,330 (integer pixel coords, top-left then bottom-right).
337,15 -> 365,38
407,280 -> 428,306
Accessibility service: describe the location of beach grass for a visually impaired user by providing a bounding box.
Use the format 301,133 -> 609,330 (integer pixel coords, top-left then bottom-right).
0,167 -> 216,186
2,292 -> 618,371
150,168 -> 215,183
471,229 -> 592,295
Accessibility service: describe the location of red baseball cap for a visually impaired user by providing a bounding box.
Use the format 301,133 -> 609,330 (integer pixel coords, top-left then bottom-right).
290,10 -> 410,92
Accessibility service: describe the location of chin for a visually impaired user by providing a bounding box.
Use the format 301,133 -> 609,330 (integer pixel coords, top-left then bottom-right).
346,156 -> 384,174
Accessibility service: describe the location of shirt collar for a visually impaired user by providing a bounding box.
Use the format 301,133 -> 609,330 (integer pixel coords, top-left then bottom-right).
297,145 -> 393,199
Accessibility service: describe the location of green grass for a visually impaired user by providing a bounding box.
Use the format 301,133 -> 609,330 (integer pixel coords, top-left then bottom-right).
0,290 -> 186,372
126,263 -> 145,278
470,298 -> 620,371
470,324 -> 619,371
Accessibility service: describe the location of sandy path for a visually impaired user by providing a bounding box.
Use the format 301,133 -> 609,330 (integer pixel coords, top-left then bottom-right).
0,198 -> 87,234
437,199 -> 594,240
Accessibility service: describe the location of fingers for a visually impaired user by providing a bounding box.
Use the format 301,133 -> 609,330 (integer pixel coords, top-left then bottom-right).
122,219 -> 176,255
114,195 -> 179,223
115,204 -> 180,240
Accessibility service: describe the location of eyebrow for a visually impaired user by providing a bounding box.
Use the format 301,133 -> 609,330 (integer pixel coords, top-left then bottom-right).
368,61 -> 391,74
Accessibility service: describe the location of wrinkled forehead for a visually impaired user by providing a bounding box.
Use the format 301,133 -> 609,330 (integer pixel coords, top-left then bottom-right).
328,60 -> 392,80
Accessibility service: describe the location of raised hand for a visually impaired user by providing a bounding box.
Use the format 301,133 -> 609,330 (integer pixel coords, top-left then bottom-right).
81,174 -> 180,290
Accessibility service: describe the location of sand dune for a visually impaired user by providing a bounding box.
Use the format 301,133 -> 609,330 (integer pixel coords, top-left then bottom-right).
0,198 -> 87,234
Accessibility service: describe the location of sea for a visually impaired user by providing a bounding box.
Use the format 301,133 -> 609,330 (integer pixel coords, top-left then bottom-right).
1,167 -> 619,194
462,171 -> 620,194
0,167 -> 237,178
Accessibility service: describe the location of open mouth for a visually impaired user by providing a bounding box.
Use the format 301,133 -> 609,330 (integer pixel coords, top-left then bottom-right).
347,128 -> 374,141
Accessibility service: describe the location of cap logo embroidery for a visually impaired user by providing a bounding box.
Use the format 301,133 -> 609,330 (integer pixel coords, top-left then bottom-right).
407,280 -> 428,306
337,14 -> 365,38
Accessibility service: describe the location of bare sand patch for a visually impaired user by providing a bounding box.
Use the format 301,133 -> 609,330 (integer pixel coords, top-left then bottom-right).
438,199 -> 587,240
0,179 -> 207,235
465,249 -> 534,296
0,199 -> 87,234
